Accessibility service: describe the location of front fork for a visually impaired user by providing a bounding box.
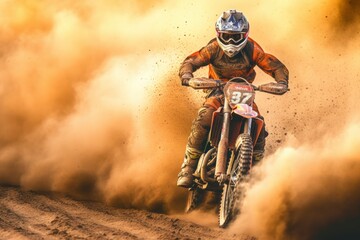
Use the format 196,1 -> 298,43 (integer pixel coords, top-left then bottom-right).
215,98 -> 252,184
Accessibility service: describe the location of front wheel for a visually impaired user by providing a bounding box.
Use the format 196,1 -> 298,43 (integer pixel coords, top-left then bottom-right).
218,134 -> 253,227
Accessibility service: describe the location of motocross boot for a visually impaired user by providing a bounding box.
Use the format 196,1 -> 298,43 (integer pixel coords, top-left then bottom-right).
177,147 -> 203,188
253,120 -> 268,165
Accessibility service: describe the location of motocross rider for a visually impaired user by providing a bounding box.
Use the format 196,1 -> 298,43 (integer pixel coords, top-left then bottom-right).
177,10 -> 289,188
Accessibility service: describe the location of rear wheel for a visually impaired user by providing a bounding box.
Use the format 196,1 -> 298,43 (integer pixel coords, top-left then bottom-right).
218,134 -> 252,227
185,187 -> 205,213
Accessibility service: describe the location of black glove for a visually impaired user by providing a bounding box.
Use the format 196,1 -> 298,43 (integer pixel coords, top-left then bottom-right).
181,73 -> 193,86
181,78 -> 190,86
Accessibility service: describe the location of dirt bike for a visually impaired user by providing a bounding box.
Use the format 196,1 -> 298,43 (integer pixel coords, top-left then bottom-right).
184,77 -> 288,227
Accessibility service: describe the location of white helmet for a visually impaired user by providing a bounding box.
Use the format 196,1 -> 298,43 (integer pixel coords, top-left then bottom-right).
215,10 -> 250,57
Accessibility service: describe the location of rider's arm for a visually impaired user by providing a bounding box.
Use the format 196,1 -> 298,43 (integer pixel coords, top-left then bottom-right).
179,39 -> 217,86
252,40 -> 289,86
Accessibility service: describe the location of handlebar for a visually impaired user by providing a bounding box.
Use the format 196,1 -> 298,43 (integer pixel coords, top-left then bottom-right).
187,77 -> 289,95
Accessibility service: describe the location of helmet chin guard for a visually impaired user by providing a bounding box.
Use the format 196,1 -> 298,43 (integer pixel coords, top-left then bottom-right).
216,39 -> 248,57
215,10 -> 250,57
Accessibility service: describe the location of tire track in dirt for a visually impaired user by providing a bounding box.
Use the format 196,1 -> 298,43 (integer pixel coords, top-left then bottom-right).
0,186 -> 244,239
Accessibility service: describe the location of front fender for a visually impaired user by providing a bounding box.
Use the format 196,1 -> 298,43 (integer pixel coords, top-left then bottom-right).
233,104 -> 258,118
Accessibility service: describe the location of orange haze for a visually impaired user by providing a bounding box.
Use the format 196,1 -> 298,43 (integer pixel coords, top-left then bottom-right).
0,0 -> 360,239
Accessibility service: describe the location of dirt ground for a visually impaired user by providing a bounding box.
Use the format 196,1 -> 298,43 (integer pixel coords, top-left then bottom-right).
0,186 -> 256,240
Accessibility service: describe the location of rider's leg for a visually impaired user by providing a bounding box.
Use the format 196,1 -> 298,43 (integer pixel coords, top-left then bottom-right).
177,97 -> 222,188
253,118 -> 268,164
252,103 -> 268,165
177,106 -> 214,187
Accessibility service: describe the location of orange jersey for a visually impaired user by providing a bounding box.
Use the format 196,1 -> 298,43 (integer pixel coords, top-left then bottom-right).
179,38 -> 289,84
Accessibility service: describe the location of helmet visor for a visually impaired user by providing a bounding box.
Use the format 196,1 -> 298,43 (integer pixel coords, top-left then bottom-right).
219,32 -> 247,44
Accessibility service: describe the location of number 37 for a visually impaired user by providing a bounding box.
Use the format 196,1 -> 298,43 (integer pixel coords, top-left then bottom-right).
231,92 -> 252,104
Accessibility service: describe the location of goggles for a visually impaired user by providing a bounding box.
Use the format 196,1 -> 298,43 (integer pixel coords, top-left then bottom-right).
219,32 -> 248,44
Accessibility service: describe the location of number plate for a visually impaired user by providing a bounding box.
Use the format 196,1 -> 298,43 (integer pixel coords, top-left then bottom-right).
224,82 -> 255,108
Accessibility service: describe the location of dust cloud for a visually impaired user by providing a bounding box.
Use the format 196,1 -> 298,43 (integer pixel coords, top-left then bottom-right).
0,0 -> 360,238
232,122 -> 360,239
337,0 -> 360,28
0,0 -> 196,212
229,0 -> 360,239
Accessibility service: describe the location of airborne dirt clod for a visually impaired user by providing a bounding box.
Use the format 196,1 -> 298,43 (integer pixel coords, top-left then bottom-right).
0,186 -> 249,240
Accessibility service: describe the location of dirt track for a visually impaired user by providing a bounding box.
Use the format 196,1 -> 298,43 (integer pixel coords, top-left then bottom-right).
0,186 -> 255,240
